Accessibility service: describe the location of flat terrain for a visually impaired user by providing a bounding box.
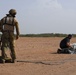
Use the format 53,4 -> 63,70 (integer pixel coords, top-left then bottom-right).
0,37 -> 76,75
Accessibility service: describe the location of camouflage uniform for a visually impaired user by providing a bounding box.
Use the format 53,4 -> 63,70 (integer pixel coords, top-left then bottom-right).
0,21 -> 2,48
0,9 -> 20,63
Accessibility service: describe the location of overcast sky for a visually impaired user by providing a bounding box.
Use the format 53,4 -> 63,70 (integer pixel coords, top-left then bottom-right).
0,0 -> 76,34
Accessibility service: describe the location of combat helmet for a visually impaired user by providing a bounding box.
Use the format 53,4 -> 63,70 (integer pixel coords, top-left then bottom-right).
9,9 -> 17,16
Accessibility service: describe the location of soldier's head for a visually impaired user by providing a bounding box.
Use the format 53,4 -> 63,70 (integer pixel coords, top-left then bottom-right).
9,9 -> 17,17
67,34 -> 73,39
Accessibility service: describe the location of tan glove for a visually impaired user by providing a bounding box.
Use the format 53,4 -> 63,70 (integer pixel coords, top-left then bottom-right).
16,35 -> 19,40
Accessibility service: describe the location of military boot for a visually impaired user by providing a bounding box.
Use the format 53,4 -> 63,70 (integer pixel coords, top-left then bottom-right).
11,58 -> 15,63
2,59 -> 5,63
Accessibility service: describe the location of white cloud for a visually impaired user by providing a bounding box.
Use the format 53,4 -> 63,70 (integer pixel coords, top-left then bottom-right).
20,0 -> 76,34
24,0 -> 63,34
35,0 -> 62,9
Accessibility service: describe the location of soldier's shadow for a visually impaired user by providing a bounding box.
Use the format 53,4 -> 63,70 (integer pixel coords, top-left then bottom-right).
51,52 -> 58,54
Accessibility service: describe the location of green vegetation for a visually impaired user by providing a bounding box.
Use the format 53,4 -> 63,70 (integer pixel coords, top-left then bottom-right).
20,33 -> 76,37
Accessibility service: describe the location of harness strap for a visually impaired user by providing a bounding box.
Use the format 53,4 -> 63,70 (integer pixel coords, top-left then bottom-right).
3,17 -> 14,26
2,16 -> 14,32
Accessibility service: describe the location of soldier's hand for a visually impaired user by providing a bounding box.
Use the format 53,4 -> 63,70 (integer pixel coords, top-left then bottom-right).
16,35 -> 19,40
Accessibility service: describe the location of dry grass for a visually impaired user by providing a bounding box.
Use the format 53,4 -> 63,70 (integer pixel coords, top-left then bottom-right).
0,37 -> 76,75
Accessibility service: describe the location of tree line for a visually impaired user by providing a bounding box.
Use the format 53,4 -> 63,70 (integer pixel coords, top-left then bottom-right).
19,33 -> 76,37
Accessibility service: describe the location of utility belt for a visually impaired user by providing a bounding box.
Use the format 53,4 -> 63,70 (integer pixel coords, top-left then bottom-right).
2,30 -> 14,33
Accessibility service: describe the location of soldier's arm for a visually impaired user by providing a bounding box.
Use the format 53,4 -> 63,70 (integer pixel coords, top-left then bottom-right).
0,21 -> 1,31
15,21 -> 20,40
0,19 -> 4,32
67,42 -> 72,48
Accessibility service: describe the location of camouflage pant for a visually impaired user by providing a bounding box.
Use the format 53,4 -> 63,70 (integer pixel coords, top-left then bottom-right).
1,32 -> 16,60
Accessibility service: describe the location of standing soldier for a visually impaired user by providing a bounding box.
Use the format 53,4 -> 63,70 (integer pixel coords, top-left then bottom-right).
0,9 -> 20,63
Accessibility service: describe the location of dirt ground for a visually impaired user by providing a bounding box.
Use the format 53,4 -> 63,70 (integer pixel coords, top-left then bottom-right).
0,37 -> 76,75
